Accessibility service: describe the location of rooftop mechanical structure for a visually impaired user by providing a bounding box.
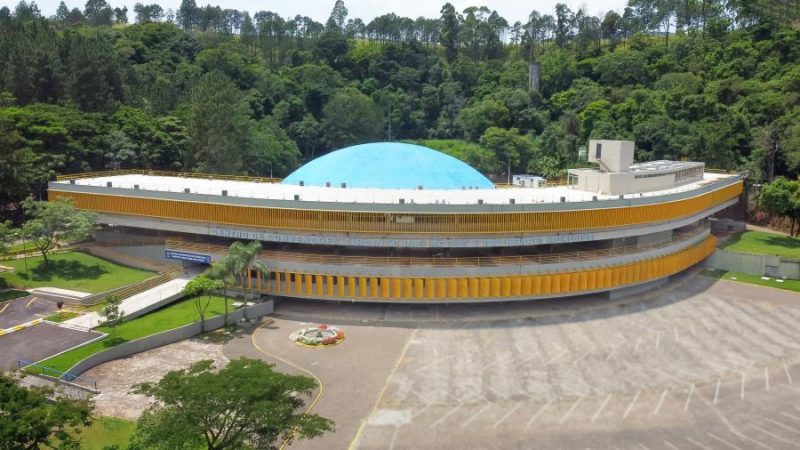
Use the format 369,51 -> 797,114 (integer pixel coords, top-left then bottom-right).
48,141 -> 743,303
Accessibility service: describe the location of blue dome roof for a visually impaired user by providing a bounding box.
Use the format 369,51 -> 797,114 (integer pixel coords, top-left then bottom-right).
282,143 -> 494,190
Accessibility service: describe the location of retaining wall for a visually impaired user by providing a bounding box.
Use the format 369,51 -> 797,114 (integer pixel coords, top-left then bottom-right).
707,249 -> 800,279
67,300 -> 273,379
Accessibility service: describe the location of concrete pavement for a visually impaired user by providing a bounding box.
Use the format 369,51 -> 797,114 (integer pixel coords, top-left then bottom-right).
64,276 -> 193,329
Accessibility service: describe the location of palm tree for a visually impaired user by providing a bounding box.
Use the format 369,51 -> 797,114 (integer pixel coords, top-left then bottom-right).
206,241 -> 268,325
227,241 -> 268,319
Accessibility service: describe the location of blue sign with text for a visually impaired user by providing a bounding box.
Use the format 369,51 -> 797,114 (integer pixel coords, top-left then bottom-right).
165,250 -> 211,265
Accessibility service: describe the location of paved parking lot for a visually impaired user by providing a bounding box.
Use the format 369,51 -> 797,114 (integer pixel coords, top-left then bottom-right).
0,293 -> 57,329
0,322 -> 102,371
86,275 -> 800,449
351,277 -> 800,449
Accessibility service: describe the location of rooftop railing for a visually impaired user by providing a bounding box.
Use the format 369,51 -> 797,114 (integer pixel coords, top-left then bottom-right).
55,169 -> 281,184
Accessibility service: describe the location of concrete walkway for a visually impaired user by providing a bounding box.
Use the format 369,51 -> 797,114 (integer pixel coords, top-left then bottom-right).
746,223 -> 791,236
64,276 -> 193,330
30,287 -> 91,300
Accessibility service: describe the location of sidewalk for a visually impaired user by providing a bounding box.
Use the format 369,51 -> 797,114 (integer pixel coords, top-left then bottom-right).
64,276 -> 194,329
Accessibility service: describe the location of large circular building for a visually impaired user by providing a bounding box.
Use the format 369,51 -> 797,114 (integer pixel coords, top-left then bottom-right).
48,140 -> 742,303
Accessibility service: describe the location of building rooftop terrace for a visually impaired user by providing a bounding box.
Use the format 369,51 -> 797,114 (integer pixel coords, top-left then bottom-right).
51,171 -> 734,206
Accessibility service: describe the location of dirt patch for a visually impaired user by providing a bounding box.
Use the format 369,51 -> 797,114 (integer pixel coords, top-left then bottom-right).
84,339 -> 229,420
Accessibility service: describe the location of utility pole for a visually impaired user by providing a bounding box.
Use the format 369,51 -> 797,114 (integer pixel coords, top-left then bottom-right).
21,206 -> 28,286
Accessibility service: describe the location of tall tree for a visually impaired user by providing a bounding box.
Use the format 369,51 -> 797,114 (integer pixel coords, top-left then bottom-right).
83,0 -> 112,25
759,178 -> 800,236
554,3 -> 573,48
21,197 -> 96,264
176,0 -> 197,30
133,3 -> 163,23
321,87 -> 384,148
130,358 -> 334,450
0,221 -> 15,255
186,71 -> 251,173
439,3 -> 459,62
480,127 -> 532,184
0,372 -> 91,449
55,1 -> 69,21
326,0 -> 348,32
182,275 -> 224,332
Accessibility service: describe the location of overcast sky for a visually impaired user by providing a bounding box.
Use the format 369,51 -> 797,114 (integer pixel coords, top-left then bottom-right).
7,0 -> 630,24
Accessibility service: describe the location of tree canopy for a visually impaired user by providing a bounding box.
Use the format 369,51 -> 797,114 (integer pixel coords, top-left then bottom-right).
130,358 -> 334,450
0,372 -> 92,449
0,0 -> 798,214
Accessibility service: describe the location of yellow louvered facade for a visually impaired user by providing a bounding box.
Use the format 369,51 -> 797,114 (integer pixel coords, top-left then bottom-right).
237,235 -> 716,302
48,180 -> 741,235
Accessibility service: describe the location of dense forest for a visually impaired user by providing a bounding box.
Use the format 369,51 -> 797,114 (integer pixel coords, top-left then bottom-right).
0,0 -> 798,210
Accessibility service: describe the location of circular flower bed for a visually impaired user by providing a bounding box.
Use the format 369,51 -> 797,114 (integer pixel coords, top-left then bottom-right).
289,324 -> 345,348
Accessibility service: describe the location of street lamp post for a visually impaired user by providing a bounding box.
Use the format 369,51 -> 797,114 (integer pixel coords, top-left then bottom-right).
21,206 -> 28,286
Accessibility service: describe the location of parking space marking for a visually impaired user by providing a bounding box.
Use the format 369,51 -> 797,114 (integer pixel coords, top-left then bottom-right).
591,394 -> 612,423
572,351 -> 589,366
605,342 -> 622,361
674,327 -> 681,343
623,390 -> 640,419
690,323 -> 697,337
664,440 -> 680,450
411,403 -> 432,419
781,411 -> 800,423
492,402 -> 521,428
429,404 -> 462,428
544,349 -> 568,365
765,367 -> 770,391
684,384 -> 695,411
731,429 -> 774,450
485,354 -> 515,370
653,388 -> 668,415
559,398 -> 583,425
25,296 -> 38,308
487,384 -> 509,400
765,418 -> 800,435
655,333 -> 661,350
634,337 -> 642,354
686,437 -> 712,450
750,424 -> 794,445
416,355 -> 448,373
526,399 -> 552,428
741,373 -> 746,400
388,425 -> 400,450
714,379 -> 721,404
460,404 -> 491,429
701,318 -> 713,333
785,364 -> 794,385
707,432 -> 743,450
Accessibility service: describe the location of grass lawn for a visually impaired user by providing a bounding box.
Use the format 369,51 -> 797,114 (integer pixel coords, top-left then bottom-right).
721,230 -> 800,258
2,241 -> 33,255
74,416 -> 136,450
0,289 -> 28,303
44,311 -> 80,322
703,268 -> 800,293
0,251 -> 153,293
36,295 -> 236,374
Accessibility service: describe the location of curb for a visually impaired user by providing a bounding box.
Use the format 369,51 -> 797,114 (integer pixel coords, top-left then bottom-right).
0,318 -> 43,336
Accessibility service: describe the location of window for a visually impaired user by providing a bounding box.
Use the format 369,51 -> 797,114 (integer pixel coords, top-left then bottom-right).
595,143 -> 602,159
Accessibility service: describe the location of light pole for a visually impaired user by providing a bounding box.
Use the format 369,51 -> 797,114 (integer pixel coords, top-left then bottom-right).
21,205 -> 28,286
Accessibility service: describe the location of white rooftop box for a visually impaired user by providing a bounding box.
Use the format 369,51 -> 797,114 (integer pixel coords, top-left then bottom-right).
588,140 -> 635,172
